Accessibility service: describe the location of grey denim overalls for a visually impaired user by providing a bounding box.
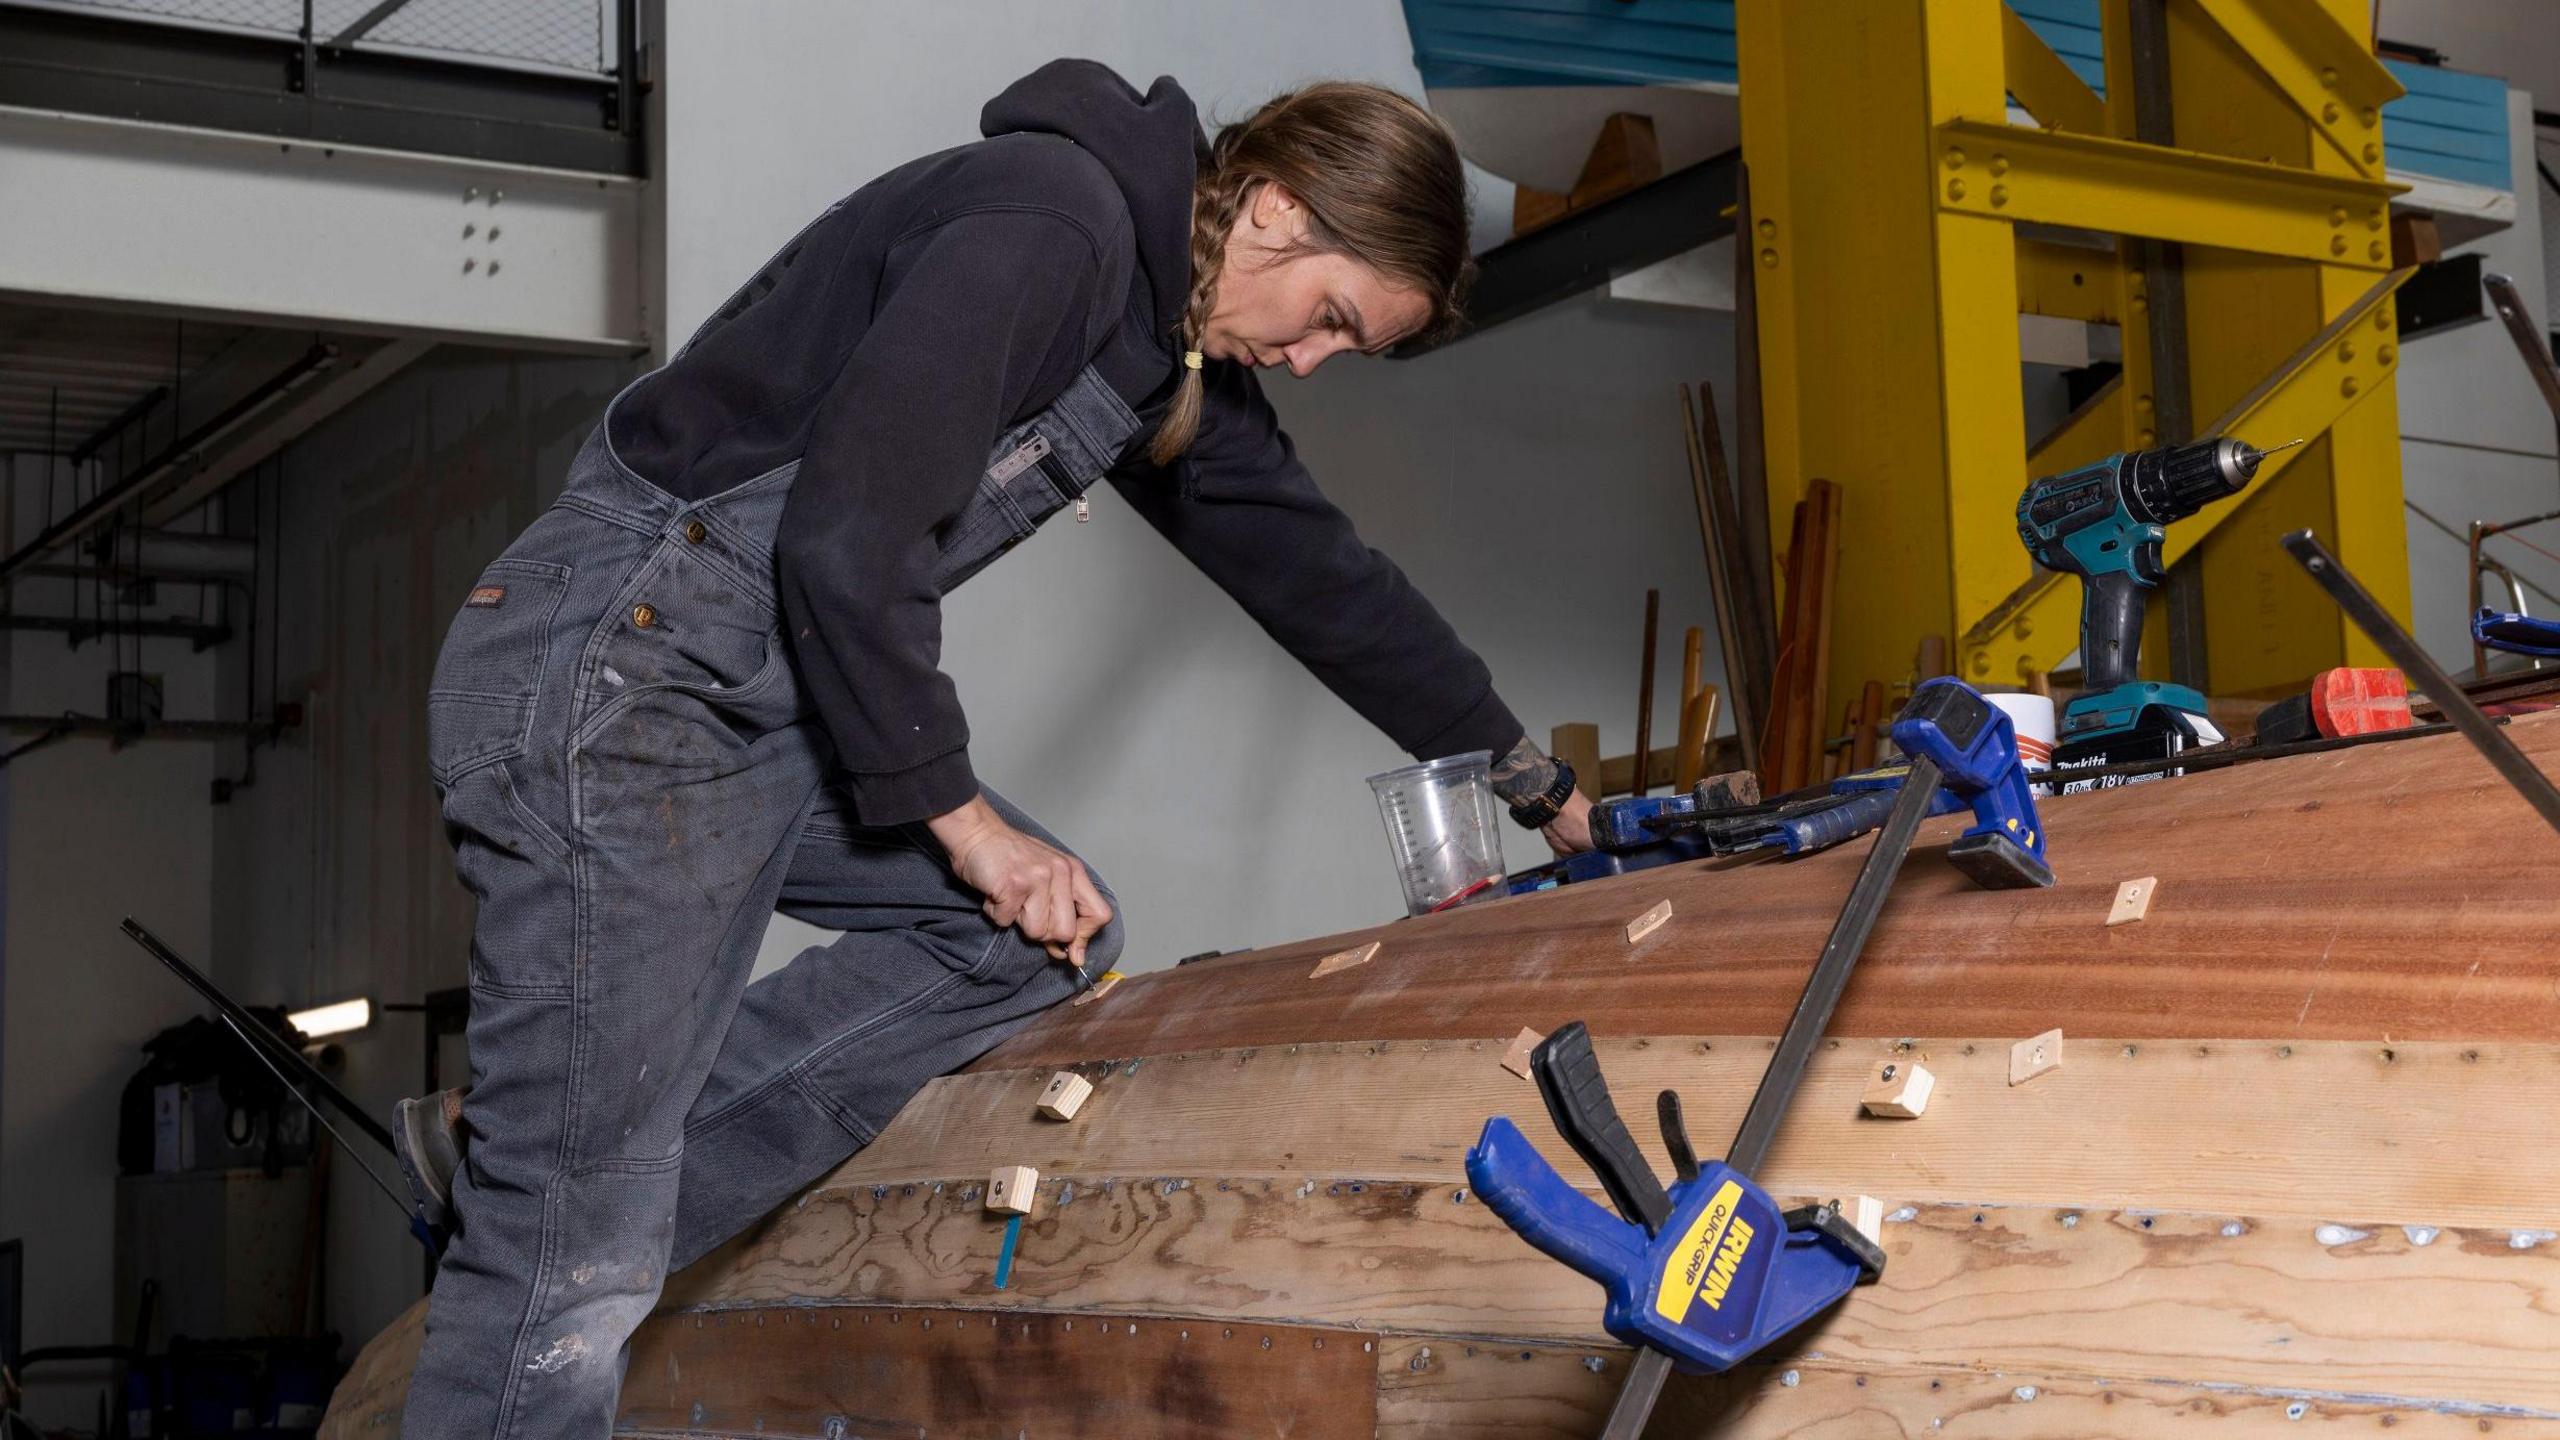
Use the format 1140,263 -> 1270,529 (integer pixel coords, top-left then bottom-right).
400,207 -> 1142,1440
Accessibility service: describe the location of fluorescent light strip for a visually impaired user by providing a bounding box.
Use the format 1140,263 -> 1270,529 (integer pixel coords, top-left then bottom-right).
287,997 -> 372,1039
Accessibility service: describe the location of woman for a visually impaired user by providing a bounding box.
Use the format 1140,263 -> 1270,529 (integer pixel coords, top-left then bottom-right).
394,59 -> 1594,1438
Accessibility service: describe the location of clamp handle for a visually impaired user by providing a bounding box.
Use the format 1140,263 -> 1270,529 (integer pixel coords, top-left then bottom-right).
1465,1117 -> 1649,1286
1532,1022 -> 1673,1232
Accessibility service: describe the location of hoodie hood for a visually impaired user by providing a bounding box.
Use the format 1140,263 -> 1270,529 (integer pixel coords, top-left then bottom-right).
983,60 -> 1199,361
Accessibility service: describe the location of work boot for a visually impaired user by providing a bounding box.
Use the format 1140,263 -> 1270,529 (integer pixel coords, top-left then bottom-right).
393,1087 -> 468,1239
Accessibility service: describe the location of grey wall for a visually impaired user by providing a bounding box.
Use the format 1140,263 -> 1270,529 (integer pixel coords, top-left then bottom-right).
2397,91 -> 2560,667
1,351 -> 633,1410
199,349 -> 635,1350
657,0 -> 1733,974
0,458 -> 220,1428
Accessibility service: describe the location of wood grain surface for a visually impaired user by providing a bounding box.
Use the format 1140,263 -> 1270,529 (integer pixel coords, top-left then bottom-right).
1382,1341 -> 2560,1437
616,1306 -> 1379,1438
813,1035 -> 2560,1228
321,715 -> 2560,1437
666,1173 -> 2560,1411
989,713 -> 2560,1064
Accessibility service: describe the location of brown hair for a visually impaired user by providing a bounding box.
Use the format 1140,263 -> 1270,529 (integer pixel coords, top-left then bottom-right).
1149,83 -> 1474,464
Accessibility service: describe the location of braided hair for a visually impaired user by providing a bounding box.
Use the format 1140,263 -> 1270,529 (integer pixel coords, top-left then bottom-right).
1148,83 -> 1474,465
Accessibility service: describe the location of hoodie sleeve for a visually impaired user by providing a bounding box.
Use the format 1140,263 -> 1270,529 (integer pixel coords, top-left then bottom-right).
1108,363 -> 1527,763
778,203 -> 1120,825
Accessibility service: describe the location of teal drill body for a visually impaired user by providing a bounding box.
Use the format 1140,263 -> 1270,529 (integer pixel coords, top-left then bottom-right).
2014,437 -> 2269,770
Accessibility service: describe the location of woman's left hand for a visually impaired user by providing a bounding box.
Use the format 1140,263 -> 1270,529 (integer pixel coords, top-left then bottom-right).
1542,789 -> 1595,857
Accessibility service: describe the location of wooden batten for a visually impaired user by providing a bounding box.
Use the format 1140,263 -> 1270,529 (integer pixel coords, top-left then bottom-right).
827,1035 -> 2560,1229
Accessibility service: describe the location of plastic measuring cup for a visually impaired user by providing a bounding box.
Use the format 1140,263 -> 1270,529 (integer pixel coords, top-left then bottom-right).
1366,750 -> 1507,916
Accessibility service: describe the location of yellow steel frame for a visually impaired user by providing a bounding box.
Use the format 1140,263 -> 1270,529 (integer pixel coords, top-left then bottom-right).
1737,0 -> 2415,709
1936,120 -> 2398,268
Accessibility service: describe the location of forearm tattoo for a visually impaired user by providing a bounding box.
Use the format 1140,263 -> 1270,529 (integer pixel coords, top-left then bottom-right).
1488,735 -> 1560,805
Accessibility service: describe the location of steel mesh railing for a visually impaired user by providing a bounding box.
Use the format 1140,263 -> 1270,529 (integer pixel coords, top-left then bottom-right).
11,0 -> 612,74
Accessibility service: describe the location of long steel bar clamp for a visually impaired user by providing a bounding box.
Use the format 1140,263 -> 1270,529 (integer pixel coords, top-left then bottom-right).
1467,679 -> 2051,1437
2283,530 -> 2560,839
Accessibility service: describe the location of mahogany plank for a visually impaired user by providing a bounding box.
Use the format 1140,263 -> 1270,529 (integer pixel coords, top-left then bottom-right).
614,1306 -> 1379,1438
1379,1341 -> 2560,1438
994,713 -> 2560,1063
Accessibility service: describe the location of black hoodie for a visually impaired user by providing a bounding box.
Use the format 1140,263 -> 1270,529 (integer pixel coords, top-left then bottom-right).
610,60 -> 1524,826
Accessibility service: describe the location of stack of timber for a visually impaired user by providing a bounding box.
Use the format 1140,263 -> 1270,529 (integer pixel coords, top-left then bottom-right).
324,713 -> 2560,1437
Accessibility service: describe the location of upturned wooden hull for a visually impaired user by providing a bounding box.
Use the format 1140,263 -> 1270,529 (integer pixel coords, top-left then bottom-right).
324,713 -> 2560,1437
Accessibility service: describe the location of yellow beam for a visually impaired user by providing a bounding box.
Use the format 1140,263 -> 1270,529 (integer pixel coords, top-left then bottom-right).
2000,3 -> 2105,135
2015,240 -> 2123,323
1960,270 -> 2408,685
1934,119 -> 2403,268
2189,0 -> 2403,177
1741,0 -> 2023,721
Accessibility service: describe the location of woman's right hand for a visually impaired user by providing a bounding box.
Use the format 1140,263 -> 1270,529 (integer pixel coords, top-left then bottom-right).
926,795 -> 1113,967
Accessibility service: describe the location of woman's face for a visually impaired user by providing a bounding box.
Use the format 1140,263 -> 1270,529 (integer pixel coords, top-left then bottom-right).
1200,183 -> 1432,378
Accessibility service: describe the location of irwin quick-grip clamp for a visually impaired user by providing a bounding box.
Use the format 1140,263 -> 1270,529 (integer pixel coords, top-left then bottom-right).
1468,679 -> 2052,1435
1467,1026 -> 1881,1377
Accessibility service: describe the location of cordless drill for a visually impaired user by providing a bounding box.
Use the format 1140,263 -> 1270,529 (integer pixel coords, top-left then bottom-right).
2016,436 -> 2288,784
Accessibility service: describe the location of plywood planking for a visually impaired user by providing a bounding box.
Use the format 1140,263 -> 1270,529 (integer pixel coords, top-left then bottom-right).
989,714 -> 2560,1064
316,1303 -> 422,1438
616,1306 -> 1380,1438
827,1036 -> 2560,1228
666,1176 -> 2560,1411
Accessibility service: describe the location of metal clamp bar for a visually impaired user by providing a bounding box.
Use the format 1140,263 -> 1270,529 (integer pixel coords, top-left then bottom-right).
1725,753 -> 1944,1173
2282,531 -> 2560,838
2483,273 -> 2560,423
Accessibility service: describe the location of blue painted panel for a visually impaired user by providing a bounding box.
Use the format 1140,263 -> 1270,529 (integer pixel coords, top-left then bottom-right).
1405,0 -> 2512,191
2381,58 -> 2510,189
1406,0 -> 1736,89
2386,91 -> 2505,134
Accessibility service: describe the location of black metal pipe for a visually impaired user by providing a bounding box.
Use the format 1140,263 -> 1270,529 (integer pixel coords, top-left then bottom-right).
0,347 -> 337,587
117,918 -> 395,1155
2282,530 -> 2560,839
69,386 -> 168,468
0,713 -> 283,740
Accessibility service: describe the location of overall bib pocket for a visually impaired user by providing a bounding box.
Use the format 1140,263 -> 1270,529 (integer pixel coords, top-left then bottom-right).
427,558 -> 573,788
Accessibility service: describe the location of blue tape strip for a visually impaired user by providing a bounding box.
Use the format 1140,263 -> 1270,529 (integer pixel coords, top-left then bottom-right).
993,1212 -> 1023,1290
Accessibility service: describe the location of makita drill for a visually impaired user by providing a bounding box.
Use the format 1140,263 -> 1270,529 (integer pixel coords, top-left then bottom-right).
2016,436 -> 2292,783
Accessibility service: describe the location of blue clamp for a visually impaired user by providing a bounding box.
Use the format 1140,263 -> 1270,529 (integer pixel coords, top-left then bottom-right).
1892,677 -> 2052,889
1463,1025 -> 1882,1375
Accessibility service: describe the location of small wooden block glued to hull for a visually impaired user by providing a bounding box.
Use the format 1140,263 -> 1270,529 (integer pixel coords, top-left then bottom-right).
987,1164 -> 1039,1215
1625,899 -> 1673,945
1310,940 -> 1382,979
2010,1028 -> 2063,1085
2107,875 -> 2157,926
1035,1071 -> 1092,1121
1501,1026 -> 1544,1080
1849,1194 -> 1885,1247
1861,1062 -> 1934,1118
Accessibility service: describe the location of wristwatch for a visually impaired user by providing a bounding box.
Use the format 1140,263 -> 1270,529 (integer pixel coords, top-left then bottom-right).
1508,761 -> 1578,829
